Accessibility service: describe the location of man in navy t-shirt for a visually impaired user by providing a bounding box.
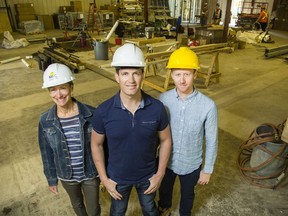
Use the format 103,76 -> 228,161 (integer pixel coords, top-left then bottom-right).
91,43 -> 172,216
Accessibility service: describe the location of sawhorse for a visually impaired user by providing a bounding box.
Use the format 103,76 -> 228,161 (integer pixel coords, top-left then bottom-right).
141,49 -> 174,92
198,52 -> 221,88
141,50 -> 221,92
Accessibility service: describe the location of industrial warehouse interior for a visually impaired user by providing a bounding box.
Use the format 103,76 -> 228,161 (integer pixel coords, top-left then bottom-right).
0,0 -> 288,216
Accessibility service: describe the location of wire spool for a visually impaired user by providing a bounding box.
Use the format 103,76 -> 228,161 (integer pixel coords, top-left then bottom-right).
238,122 -> 288,189
250,141 -> 288,177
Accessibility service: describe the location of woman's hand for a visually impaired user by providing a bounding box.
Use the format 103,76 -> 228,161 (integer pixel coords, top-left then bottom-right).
48,185 -> 58,194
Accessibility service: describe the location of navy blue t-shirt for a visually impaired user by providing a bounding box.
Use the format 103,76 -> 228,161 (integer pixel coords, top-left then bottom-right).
92,91 -> 169,184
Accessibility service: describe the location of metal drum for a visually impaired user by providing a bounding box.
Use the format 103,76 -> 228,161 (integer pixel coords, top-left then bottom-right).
93,40 -> 108,60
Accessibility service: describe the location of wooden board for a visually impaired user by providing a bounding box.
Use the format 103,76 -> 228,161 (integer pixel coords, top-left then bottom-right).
125,37 -> 166,46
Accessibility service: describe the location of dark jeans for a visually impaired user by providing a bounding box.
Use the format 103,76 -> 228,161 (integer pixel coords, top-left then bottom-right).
158,166 -> 201,216
260,22 -> 268,32
200,16 -> 207,26
110,180 -> 158,216
61,178 -> 101,216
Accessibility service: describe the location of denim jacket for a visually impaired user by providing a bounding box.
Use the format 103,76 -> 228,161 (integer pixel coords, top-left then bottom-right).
38,99 -> 97,186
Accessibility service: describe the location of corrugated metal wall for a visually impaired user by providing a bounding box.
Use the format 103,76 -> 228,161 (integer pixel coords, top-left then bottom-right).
1,0 -> 130,32
7,0 -> 110,15
5,0 -> 112,29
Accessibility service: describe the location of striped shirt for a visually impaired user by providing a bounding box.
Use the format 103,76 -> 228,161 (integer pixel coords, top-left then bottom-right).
60,115 -> 87,182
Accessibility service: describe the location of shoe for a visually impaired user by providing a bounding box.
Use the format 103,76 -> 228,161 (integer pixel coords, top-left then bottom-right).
158,206 -> 172,216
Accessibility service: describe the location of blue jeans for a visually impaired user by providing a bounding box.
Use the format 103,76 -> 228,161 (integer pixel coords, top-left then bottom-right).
158,166 -> 201,216
110,180 -> 158,216
61,178 -> 101,216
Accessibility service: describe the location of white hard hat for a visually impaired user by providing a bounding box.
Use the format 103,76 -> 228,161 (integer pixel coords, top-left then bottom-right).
42,63 -> 74,88
111,43 -> 145,68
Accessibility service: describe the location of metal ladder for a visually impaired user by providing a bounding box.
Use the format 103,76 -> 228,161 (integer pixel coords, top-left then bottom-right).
87,1 -> 103,34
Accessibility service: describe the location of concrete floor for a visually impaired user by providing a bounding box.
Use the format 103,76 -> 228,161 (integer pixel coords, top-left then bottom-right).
0,29 -> 288,216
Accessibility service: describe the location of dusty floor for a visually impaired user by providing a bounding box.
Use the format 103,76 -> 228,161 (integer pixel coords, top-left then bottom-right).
0,29 -> 288,216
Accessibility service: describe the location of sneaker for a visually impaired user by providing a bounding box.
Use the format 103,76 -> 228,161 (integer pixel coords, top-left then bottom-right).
158,206 -> 172,216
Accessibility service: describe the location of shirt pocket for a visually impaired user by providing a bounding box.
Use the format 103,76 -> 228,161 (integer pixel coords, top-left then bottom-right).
141,120 -> 158,128
140,120 -> 158,136
43,127 -> 58,147
44,127 -> 57,135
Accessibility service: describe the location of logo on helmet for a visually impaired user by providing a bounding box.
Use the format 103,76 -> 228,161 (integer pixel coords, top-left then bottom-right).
48,71 -> 58,80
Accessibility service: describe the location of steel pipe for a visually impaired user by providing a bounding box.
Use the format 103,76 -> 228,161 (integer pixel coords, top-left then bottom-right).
265,44 -> 288,54
21,59 -> 31,67
102,20 -> 119,43
0,56 -> 21,64
265,49 -> 288,58
43,50 -> 79,73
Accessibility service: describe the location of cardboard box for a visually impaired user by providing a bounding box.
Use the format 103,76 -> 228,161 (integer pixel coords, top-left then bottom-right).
59,6 -> 73,13
37,15 -> 54,30
71,5 -> 83,12
70,1 -> 82,6
15,3 -> 34,7
70,1 -> 82,12
16,14 -> 37,23
15,3 -> 35,15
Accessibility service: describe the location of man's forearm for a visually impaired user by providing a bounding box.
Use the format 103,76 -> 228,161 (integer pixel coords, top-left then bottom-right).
157,138 -> 171,177
91,131 -> 108,182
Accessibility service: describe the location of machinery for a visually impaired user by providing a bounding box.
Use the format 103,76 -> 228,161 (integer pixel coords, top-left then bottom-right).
255,30 -> 273,43
254,19 -> 274,43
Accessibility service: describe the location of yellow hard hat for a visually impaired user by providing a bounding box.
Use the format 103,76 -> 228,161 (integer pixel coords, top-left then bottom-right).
166,47 -> 199,70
